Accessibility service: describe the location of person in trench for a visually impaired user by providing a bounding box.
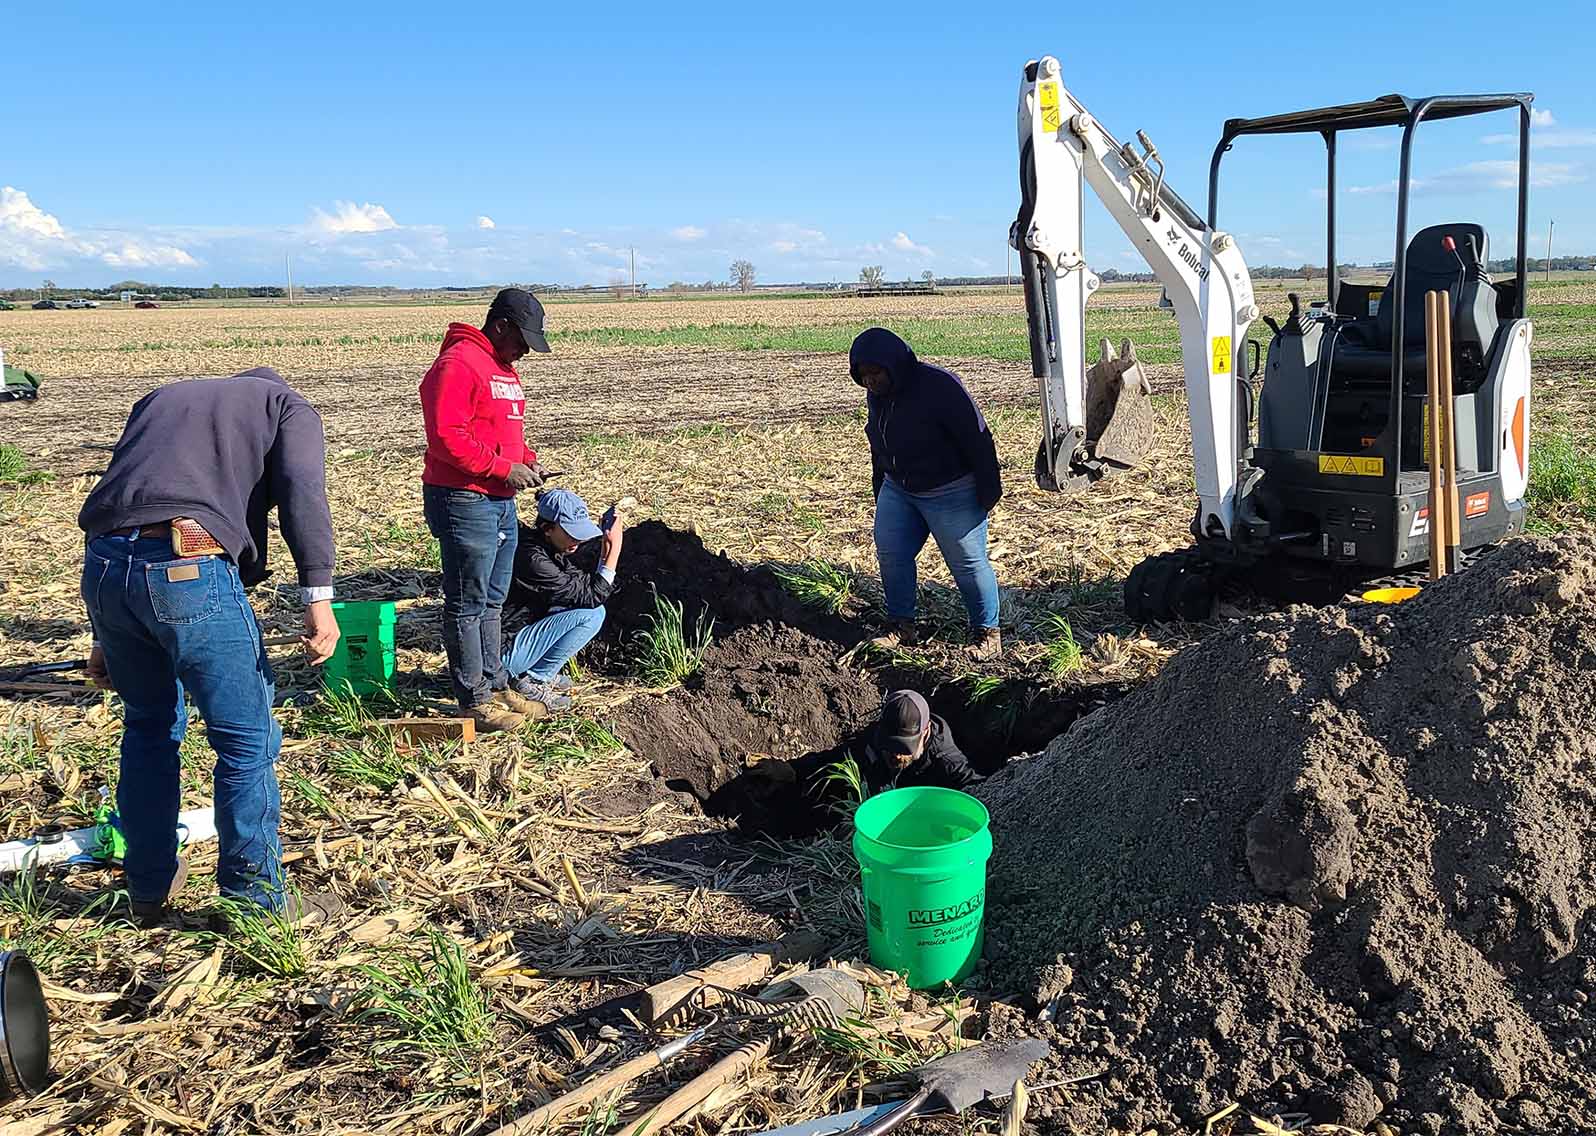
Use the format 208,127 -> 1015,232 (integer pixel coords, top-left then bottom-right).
731,690 -> 979,836
849,327 -> 1004,660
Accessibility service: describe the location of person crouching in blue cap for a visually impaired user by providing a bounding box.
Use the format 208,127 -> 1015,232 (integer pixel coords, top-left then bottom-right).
502,489 -> 622,712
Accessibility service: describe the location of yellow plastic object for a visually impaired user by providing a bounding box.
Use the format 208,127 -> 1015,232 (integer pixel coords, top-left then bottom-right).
1362,586 -> 1421,605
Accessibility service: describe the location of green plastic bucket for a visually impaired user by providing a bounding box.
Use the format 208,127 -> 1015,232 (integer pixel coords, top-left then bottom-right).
852,786 -> 993,989
321,601 -> 397,695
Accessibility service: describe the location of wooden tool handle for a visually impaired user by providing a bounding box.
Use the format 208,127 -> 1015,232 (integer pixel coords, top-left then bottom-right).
1424,290 -> 1449,580
486,1048 -> 669,1136
622,1036 -> 775,1136
641,950 -> 777,1023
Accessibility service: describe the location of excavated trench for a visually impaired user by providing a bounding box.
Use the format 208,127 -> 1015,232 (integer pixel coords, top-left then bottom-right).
523,521 -> 1130,837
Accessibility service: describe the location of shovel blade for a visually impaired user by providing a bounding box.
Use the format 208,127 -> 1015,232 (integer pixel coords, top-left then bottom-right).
1083,338 -> 1155,473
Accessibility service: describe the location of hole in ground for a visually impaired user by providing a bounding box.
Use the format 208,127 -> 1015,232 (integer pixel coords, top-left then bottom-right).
535,522 -> 1139,838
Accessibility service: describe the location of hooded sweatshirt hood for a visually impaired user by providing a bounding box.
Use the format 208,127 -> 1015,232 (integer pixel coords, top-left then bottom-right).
849,327 -> 918,391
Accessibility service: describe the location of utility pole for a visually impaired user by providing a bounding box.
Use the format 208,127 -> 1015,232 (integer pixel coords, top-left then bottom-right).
285,254 -> 294,305
1546,220 -> 1554,284
629,246 -> 636,296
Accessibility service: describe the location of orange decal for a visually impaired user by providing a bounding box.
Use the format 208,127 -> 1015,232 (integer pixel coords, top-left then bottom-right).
1511,397 -> 1527,476
1465,491 -> 1490,518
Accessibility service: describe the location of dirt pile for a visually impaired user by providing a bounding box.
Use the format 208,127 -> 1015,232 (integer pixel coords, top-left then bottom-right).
978,534 -> 1596,1134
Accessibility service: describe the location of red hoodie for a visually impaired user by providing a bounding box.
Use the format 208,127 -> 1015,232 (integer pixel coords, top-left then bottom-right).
420,323 -> 536,495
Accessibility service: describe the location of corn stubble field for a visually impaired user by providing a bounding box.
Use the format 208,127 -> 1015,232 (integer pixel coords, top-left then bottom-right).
1,281 -> 1594,1134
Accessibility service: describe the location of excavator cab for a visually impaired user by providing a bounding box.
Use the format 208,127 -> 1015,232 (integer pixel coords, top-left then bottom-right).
1136,92 -> 1537,616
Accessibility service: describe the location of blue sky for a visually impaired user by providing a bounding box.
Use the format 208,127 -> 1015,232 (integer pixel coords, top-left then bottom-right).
3,0 -> 1592,288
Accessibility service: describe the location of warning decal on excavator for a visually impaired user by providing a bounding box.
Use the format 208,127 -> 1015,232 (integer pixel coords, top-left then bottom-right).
1318,454 -> 1385,477
1211,335 -> 1232,375
1039,82 -> 1062,133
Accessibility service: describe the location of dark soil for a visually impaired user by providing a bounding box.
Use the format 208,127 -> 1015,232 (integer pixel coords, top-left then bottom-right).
977,534 -> 1596,1134
581,522 -> 1129,836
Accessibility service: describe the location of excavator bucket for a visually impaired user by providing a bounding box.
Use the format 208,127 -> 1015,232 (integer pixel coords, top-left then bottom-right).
1083,337 -> 1155,472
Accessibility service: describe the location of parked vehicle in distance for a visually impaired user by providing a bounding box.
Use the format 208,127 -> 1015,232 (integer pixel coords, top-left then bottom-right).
64,298 -> 100,309
135,300 -> 160,309
32,299 -> 59,310
0,298 -> 14,310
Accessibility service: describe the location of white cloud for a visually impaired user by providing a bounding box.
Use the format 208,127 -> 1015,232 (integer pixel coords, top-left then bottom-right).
891,231 -> 934,258
1348,160 -> 1584,195
0,185 -> 198,272
0,186 -> 67,241
1481,109 -> 1596,148
671,225 -> 707,241
771,240 -> 799,253
476,215 -> 495,230
310,200 -> 398,235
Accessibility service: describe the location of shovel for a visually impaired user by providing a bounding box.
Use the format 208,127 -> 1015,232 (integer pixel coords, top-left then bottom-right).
3,634 -> 306,685
837,1038 -> 1050,1136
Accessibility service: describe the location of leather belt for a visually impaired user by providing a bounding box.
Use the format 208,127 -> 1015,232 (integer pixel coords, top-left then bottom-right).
108,517 -> 227,558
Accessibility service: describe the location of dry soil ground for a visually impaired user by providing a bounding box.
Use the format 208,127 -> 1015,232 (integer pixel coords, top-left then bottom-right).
0,283 -> 1592,1135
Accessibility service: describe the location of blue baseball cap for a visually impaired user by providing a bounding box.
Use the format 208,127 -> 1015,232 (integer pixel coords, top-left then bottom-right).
537,488 -> 603,541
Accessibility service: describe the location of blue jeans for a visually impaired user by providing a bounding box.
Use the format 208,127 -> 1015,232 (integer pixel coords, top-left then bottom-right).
423,486 -> 518,708
504,606 -> 606,682
81,534 -> 283,910
874,475 -> 1000,629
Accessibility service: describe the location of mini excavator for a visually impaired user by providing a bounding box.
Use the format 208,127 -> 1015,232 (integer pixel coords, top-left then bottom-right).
1012,56 -> 1536,620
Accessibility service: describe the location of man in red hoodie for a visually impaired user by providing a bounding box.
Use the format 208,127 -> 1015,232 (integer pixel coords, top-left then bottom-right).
420,288 -> 551,732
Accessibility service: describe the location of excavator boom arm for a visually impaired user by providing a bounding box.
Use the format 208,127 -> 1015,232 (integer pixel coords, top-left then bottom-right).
1013,56 -> 1258,539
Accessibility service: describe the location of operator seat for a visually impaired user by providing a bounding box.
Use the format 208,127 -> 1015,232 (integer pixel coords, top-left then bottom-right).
1331,223 -> 1500,386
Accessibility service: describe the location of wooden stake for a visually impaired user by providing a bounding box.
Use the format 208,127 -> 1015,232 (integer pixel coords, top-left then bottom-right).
1425,290 -> 1448,580
1437,294 -> 1463,572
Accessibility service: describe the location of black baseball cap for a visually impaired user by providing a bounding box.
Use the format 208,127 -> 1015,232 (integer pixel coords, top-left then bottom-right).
875,690 -> 931,756
487,287 -> 551,354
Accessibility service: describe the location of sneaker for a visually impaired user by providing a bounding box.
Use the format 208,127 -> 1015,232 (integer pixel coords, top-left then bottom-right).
129,852 -> 191,929
967,627 -> 1003,661
512,677 -> 573,714
467,702 -> 526,734
494,685 -> 550,720
549,673 -> 574,692
870,621 -> 921,650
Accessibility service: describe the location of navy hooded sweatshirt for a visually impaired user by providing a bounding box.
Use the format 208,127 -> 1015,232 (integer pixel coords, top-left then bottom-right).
78,367 -> 335,590
849,327 -> 1002,511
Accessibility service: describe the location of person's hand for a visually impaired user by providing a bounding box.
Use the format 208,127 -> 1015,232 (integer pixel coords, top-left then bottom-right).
506,463 -> 544,492
85,643 -> 113,690
302,601 -> 341,665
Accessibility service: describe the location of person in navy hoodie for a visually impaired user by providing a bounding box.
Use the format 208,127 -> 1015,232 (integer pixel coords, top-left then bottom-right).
849,327 -> 1004,659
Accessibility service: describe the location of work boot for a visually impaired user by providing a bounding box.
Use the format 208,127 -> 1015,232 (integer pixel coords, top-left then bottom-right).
511,676 -> 573,714
467,701 -> 526,734
494,685 -> 551,720
129,852 -> 191,930
967,627 -> 1003,661
870,621 -> 921,650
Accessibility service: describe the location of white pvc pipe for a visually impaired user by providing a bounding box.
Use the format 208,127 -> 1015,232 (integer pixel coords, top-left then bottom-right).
0,808 -> 217,874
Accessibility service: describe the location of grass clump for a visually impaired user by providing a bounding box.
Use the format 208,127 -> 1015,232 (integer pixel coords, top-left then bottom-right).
814,753 -> 868,817
207,892 -> 310,979
773,560 -> 854,614
328,736 -> 412,792
524,716 -> 623,768
1041,613 -> 1085,677
357,930 -> 494,1078
1527,431 -> 1596,532
635,590 -> 714,688
0,444 -> 26,482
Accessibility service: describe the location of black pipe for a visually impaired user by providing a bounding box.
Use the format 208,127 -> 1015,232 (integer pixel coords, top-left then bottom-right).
1517,101 -> 1531,317
1325,130 -> 1338,309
